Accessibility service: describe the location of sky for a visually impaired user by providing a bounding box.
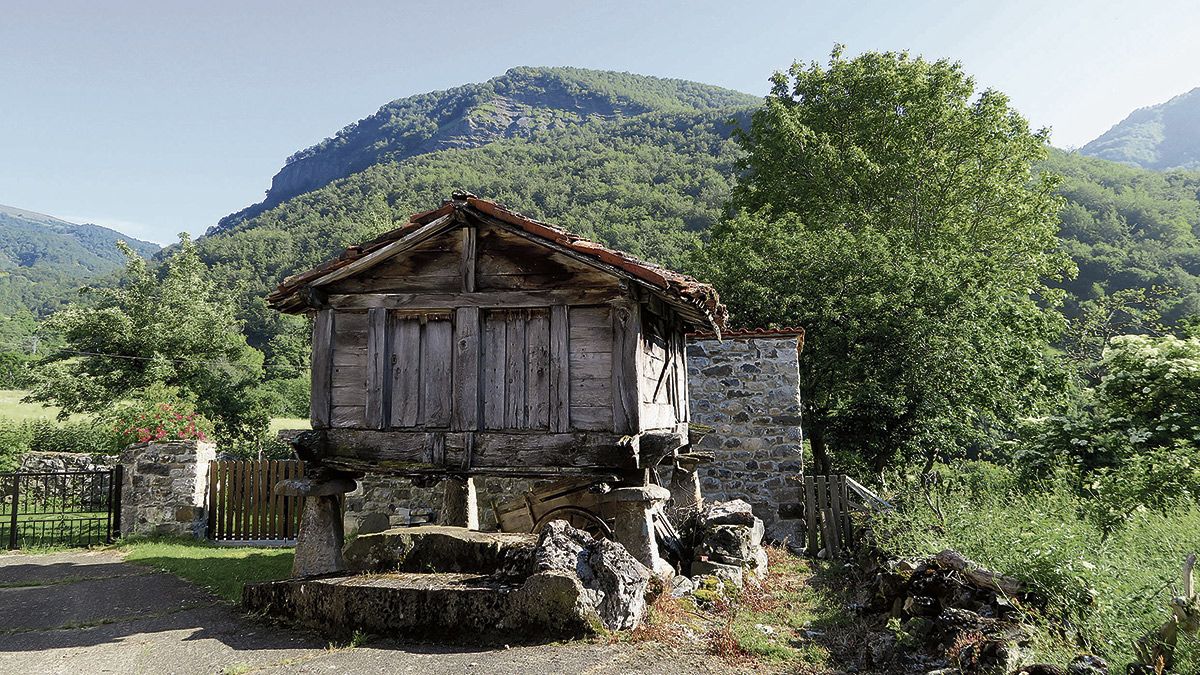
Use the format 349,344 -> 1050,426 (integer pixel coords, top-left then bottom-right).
2,0 -> 1198,244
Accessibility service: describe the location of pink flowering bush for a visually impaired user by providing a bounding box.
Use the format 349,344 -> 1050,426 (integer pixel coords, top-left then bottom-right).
105,400 -> 214,448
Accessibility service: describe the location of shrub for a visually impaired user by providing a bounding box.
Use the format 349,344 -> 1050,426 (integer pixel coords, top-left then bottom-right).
100,399 -> 213,448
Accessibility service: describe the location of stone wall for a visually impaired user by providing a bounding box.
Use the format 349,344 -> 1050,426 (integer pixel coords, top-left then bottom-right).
345,476 -> 542,534
686,331 -> 805,537
120,439 -> 216,538
18,451 -> 116,474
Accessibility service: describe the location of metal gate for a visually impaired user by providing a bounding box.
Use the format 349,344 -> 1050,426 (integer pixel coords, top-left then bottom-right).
1,467 -> 123,549
206,459 -> 305,542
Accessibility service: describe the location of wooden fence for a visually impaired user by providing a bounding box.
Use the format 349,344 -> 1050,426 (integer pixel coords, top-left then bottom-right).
206,459 -> 304,542
803,474 -> 892,558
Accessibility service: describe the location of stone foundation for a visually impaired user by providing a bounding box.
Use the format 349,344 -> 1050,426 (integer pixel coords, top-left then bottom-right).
18,451 -> 116,474
120,439 -> 215,538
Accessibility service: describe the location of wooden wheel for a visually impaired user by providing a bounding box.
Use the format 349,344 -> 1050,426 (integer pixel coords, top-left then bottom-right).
532,506 -> 613,540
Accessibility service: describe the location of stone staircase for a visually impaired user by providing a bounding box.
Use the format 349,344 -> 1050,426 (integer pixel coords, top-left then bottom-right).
242,525 -> 640,642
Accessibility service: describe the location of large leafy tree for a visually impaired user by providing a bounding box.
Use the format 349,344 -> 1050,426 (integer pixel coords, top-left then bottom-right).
28,235 -> 270,443
697,48 -> 1072,473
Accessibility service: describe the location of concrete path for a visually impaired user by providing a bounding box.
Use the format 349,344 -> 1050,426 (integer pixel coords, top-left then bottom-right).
0,551 -> 740,674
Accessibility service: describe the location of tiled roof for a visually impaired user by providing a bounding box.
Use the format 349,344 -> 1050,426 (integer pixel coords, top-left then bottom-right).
269,193 -> 727,332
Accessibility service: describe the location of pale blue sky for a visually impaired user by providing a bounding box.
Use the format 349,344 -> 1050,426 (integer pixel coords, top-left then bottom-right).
2,0 -> 1198,243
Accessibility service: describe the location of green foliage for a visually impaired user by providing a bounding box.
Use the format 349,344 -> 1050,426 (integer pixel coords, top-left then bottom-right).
99,387 -> 214,448
1021,334 -> 1200,532
0,417 -> 110,470
875,462 -> 1200,671
699,48 -> 1071,473
27,235 -> 271,444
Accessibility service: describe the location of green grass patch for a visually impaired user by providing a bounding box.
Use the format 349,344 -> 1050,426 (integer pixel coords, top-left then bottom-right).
269,417 -> 309,434
0,389 -> 88,422
117,538 -> 293,602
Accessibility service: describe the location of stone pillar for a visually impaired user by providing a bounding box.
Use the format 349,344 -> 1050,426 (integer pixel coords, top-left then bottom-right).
667,457 -> 704,519
440,476 -> 479,530
278,474 -> 357,577
601,485 -> 674,579
119,439 -> 216,538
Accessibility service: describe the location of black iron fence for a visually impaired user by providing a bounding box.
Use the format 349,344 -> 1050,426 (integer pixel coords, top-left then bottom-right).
1,467 -> 123,549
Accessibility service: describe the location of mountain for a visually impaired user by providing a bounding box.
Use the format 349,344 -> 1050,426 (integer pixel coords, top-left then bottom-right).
197,67 -> 758,349
214,66 -> 759,232
0,204 -> 160,315
1079,87 -> 1200,170
195,67 -> 1200,361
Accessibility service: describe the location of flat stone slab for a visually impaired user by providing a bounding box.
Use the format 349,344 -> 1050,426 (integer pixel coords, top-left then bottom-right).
344,525 -> 538,575
244,569 -> 595,642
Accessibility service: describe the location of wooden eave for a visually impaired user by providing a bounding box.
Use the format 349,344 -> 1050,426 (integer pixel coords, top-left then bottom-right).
268,193 -> 727,333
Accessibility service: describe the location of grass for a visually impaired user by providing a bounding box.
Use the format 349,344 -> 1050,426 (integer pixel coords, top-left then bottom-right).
269,417 -> 309,434
116,538 -> 294,602
0,389 -> 86,422
626,548 -> 860,673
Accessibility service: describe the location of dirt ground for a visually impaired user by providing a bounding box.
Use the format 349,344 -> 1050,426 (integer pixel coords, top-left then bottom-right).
0,550 -> 745,675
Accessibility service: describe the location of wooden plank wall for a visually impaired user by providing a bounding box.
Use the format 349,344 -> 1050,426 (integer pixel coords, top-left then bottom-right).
568,306 -> 613,431
639,311 -> 685,430
206,459 -> 305,541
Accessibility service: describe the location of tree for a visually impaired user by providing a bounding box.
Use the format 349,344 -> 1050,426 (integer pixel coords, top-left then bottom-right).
28,234 -> 271,443
696,48 -> 1072,473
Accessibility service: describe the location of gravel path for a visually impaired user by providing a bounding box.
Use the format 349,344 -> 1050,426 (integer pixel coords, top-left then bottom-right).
0,550 -> 741,674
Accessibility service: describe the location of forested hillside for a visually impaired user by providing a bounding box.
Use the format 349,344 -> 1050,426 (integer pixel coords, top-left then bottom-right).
1080,86 -> 1200,170
0,204 -> 160,316
195,70 -> 1200,356
215,67 -> 759,230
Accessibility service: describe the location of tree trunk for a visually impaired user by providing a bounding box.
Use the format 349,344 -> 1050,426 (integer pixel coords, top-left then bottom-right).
808,423 -> 833,476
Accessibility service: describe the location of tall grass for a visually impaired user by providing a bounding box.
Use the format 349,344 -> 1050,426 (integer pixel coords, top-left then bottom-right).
874,461 -> 1199,670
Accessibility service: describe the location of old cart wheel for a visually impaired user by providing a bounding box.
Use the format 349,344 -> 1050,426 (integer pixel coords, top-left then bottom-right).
533,506 -> 613,540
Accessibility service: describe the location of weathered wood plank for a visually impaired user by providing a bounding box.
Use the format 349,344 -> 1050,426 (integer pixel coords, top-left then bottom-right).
804,475 -> 818,556
504,311 -> 527,429
391,316 -> 421,427
569,405 -> 612,430
330,405 -> 364,428
311,213 -> 456,288
461,226 -> 476,293
310,309 -> 334,428
365,307 -> 389,429
611,301 -> 640,434
549,305 -> 570,432
525,309 -> 550,430
452,306 -> 481,431
421,317 -> 453,427
482,311 -> 506,429
312,429 -> 638,472
327,288 -> 622,310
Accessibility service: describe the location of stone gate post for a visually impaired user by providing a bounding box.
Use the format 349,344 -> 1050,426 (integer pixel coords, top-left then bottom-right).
119,439 -> 216,538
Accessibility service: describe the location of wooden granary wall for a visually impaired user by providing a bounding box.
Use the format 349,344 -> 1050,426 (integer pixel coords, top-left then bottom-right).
274,194 -> 720,478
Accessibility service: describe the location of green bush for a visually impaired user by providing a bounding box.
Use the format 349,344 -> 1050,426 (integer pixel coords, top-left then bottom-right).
0,417 -> 111,471
873,461 -> 1199,671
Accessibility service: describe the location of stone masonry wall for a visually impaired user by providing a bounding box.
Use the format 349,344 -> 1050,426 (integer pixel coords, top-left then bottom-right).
18,451 -> 116,474
345,476 -> 542,534
686,333 -> 805,537
120,439 -> 216,538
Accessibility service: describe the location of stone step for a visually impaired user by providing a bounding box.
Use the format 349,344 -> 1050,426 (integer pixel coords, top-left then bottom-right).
243,570 -> 595,642
343,525 -> 538,576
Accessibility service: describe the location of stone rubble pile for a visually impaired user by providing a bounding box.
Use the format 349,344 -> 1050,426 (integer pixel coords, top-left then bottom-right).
677,499 -> 769,590
852,549 -> 1110,675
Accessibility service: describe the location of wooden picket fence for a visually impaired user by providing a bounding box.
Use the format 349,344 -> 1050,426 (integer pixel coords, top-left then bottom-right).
206,459 -> 305,542
802,474 -> 891,558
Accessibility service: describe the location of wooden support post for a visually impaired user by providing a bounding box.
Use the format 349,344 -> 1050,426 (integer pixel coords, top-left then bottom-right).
365,307 -> 389,429
310,309 -> 334,429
